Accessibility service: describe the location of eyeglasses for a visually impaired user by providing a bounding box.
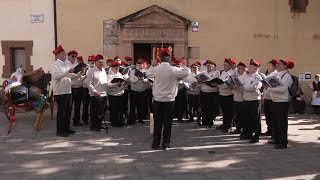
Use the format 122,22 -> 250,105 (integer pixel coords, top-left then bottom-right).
191,66 -> 197,68
71,55 -> 77,58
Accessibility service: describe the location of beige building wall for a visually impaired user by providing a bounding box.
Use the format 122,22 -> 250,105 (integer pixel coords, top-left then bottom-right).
57,0 -> 320,100
0,0 -> 55,82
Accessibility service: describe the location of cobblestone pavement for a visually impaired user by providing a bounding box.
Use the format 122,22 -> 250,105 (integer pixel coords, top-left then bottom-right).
0,109 -> 319,180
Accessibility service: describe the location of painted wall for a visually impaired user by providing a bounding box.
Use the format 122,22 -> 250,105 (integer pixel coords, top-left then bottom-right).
57,0 -> 320,100
0,0 -> 55,82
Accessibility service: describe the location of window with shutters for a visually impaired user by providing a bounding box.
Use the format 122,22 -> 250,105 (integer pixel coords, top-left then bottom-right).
1,41 -> 33,78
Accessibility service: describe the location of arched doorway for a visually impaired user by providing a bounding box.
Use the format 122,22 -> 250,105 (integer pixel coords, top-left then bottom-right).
103,5 -> 190,63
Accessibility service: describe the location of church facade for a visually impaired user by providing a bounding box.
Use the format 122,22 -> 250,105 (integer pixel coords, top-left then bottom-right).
56,0 -> 320,99
0,0 -> 319,100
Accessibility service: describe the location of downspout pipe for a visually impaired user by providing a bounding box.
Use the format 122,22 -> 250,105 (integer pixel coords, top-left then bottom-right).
53,0 -> 57,48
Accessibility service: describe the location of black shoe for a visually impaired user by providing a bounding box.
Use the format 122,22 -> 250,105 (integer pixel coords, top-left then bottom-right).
249,138 -> 259,143
177,119 -> 183,123
268,140 -> 277,144
240,134 -> 251,140
90,127 -> 101,132
138,120 -> 145,124
216,124 -> 225,129
261,131 -> 272,136
99,126 -> 108,130
200,122 -> 208,126
162,145 -> 171,150
151,145 -> 159,150
127,121 -> 135,125
56,133 -> 69,137
222,128 -> 229,132
111,124 -> 125,127
73,122 -> 84,126
222,126 -> 231,132
274,144 -> 287,149
197,118 -> 201,126
269,136 -> 275,140
232,129 -> 242,134
187,116 -> 194,123
187,119 -> 194,123
67,129 -> 76,134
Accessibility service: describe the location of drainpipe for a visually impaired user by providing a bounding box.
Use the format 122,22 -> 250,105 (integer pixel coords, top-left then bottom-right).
53,0 -> 57,48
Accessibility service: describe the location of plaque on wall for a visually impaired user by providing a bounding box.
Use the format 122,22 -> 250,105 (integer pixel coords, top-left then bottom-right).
103,19 -> 120,46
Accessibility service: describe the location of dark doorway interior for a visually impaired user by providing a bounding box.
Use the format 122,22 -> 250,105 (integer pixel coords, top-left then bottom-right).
133,43 -> 152,64
134,43 -> 174,64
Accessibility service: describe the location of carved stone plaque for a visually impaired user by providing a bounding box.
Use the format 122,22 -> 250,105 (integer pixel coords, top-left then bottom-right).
123,28 -> 184,41
103,19 -> 120,46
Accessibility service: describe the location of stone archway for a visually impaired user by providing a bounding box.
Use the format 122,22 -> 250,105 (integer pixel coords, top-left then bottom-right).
103,5 -> 190,61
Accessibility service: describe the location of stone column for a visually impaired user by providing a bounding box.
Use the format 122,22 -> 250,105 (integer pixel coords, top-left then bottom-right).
103,19 -> 120,58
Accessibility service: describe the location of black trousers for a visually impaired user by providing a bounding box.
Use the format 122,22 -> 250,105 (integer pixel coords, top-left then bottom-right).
242,100 -> 261,138
152,100 -> 174,148
71,87 -> 82,124
54,94 -> 72,134
200,91 -> 219,126
175,89 -> 187,121
144,88 -> 153,115
291,98 -> 306,114
122,89 -> 129,116
220,95 -> 234,129
264,99 -> 273,132
182,88 -> 189,118
188,94 -> 200,120
129,90 -> 146,123
271,102 -> 289,145
109,95 -> 124,126
81,88 -> 90,123
90,96 -> 106,128
233,101 -> 243,129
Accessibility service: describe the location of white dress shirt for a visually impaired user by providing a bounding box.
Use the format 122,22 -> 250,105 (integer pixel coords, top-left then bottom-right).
219,69 -> 235,96
83,66 -> 108,97
241,72 -> 262,101
146,62 -> 189,102
107,70 -> 125,96
130,69 -> 148,92
185,72 -> 201,95
263,70 -> 277,100
142,68 -> 153,90
51,59 -> 72,95
200,70 -> 220,93
232,73 -> 246,102
65,60 -> 85,88
269,70 -> 293,102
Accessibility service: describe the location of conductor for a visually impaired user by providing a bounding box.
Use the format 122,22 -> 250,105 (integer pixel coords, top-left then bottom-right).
146,49 -> 189,150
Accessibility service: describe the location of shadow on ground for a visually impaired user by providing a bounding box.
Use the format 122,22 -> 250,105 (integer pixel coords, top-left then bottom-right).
0,111 -> 319,180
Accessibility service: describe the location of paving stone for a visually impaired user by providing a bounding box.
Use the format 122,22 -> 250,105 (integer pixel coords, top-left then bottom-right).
0,110 -> 319,180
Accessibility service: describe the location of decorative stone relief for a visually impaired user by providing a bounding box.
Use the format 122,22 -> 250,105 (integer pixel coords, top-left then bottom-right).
253,33 -> 272,39
103,19 -> 120,46
123,28 -> 184,41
